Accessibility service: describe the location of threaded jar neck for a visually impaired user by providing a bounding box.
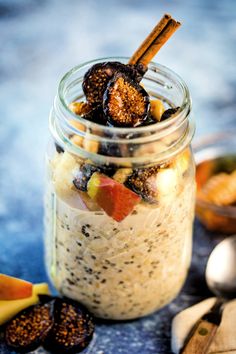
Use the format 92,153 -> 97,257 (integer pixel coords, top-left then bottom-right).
50,57 -> 194,167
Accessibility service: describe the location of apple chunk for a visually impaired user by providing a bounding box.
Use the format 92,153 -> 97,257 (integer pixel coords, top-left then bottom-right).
87,172 -> 141,222
0,283 -> 49,325
0,274 -> 33,300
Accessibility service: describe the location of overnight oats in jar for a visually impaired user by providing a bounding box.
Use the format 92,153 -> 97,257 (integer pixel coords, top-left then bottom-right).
44,57 -> 195,320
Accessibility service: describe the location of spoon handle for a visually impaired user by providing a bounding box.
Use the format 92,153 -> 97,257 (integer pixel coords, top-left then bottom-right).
180,319 -> 218,354
180,298 -> 224,354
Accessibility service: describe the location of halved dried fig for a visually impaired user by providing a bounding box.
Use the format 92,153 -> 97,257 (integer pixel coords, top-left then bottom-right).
44,298 -> 95,354
69,102 -> 107,125
161,107 -> 180,121
103,73 -> 150,127
82,61 -> 146,107
5,302 -> 54,353
125,165 -> 161,203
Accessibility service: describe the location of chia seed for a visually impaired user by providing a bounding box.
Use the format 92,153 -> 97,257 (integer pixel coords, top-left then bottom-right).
85,267 -> 93,274
66,278 -> 75,286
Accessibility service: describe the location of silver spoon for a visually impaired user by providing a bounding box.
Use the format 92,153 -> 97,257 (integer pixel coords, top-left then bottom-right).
181,235 -> 236,354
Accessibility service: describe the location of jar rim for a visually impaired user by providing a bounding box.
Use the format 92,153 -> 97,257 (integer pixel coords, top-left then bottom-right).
51,57 -> 194,166
57,56 -> 191,135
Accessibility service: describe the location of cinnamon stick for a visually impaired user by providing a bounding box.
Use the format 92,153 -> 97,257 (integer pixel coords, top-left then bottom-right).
129,14 -> 181,66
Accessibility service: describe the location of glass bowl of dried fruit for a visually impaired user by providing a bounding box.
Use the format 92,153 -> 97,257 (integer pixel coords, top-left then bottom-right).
194,131 -> 236,234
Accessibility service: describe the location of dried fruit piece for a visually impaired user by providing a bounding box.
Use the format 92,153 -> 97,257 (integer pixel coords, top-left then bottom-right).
87,172 -> 141,222
98,137 -> 128,157
125,165 -> 160,203
103,73 -> 150,127
150,99 -> 165,122
161,107 -> 179,121
82,62 -> 146,107
113,168 -> 133,184
83,138 -> 100,154
5,302 -> 54,353
69,119 -> 86,132
0,274 -> 32,301
201,171 -> 236,206
73,163 -> 116,192
69,101 -> 92,116
44,298 -> 95,354
69,119 -> 86,147
70,135 -> 83,148
73,164 -> 100,192
83,105 -> 108,125
70,101 -> 107,125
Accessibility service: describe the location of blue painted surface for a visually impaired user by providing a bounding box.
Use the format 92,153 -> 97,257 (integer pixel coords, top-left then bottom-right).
0,0 -> 236,353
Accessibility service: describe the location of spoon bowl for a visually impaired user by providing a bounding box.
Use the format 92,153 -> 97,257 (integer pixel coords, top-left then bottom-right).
206,235 -> 236,299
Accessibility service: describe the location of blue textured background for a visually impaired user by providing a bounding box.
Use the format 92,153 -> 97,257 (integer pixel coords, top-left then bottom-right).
0,0 -> 236,353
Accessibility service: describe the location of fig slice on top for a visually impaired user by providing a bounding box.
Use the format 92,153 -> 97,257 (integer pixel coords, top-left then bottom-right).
82,61 -> 146,108
103,73 -> 150,127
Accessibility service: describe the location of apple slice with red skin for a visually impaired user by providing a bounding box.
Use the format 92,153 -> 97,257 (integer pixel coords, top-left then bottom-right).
0,274 -> 33,300
87,172 -> 141,222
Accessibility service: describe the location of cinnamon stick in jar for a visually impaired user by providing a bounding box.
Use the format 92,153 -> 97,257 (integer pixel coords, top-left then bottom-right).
129,14 -> 181,67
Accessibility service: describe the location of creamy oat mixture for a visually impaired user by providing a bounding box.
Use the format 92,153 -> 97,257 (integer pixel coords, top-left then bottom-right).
44,150 -> 195,320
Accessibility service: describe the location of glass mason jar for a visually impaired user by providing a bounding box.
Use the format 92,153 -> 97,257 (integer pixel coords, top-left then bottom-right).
44,57 -> 195,320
